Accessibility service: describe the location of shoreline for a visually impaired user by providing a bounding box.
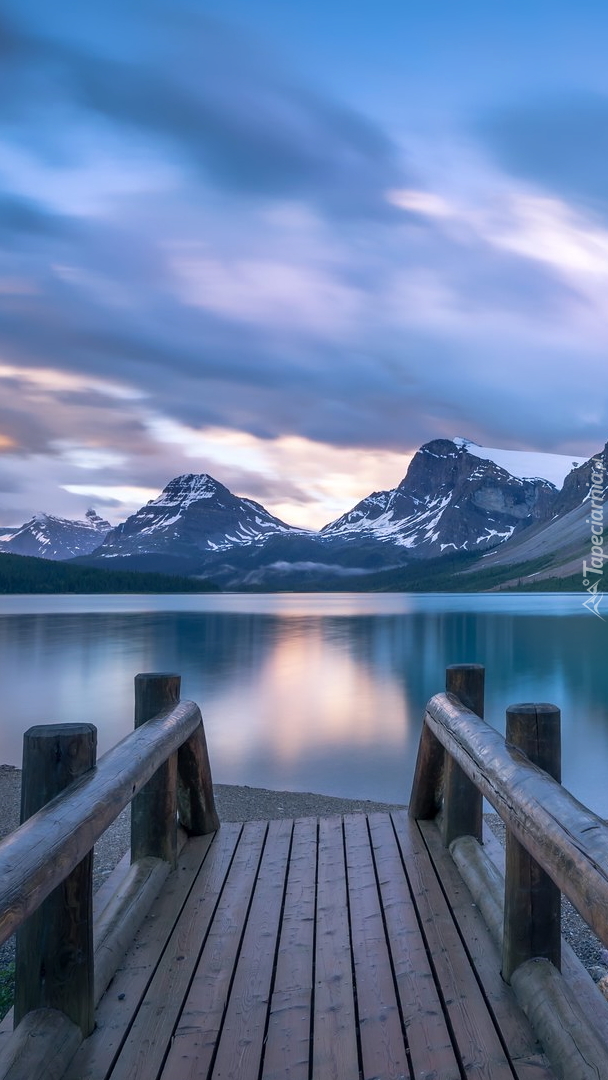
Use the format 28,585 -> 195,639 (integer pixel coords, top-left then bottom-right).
1,767 -> 607,995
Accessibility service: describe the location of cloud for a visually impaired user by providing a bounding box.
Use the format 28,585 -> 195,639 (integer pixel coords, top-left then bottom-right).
169,252 -> 362,334
478,93 -> 608,216
1,4 -> 607,528
1,6 -> 405,221
0,193 -> 71,241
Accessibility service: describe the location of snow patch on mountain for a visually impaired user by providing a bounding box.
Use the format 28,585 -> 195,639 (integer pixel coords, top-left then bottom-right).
453,438 -> 579,489
0,509 -> 111,560
151,474 -> 221,511
94,472 -> 303,560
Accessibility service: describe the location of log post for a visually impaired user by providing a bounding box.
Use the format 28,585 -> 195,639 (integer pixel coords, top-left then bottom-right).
14,723 -> 97,1035
131,673 -> 179,868
409,722 -> 444,820
502,703 -> 561,982
177,718 -> 220,835
441,664 -> 484,846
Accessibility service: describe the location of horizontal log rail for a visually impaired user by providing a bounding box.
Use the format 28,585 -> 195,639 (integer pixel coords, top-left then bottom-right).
410,665 -> 608,1079
412,685 -> 608,950
0,699 -> 209,949
0,671 -> 219,1053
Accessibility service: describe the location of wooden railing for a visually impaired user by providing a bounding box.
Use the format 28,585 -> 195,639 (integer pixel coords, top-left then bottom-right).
0,673 -> 218,1042
410,663 -> 608,1079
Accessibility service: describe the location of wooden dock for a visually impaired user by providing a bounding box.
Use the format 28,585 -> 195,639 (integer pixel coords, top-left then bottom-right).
2,665 -> 608,1080
63,810 -> 554,1080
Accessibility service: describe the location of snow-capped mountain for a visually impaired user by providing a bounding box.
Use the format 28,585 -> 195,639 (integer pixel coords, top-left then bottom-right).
93,473 -> 302,564
476,440 -> 608,584
10,436 -> 603,591
452,438 -> 581,488
0,509 -> 111,560
321,439 -> 557,556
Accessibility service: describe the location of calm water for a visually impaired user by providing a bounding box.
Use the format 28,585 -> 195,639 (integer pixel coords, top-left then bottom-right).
0,593 -> 606,814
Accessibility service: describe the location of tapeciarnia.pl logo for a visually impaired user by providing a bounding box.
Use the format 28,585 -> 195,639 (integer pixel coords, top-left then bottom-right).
582,457 -> 605,620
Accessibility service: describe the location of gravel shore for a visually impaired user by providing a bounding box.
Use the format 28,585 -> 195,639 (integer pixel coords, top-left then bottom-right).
1,764 -> 606,992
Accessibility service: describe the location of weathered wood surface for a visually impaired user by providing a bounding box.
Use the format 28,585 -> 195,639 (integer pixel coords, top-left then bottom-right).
131,674 -> 180,867
55,812 -> 557,1080
369,813 -> 460,1079
450,826 -> 608,1080
62,831 -> 220,1080
0,1009 -> 81,1080
177,721 -> 220,835
15,724 -> 97,1035
393,809 -> 517,1080
408,718 -> 444,819
512,960 -> 608,1080
502,703 -> 562,980
0,698 -> 202,949
261,817 -> 316,1080
421,822 -> 557,1080
480,822 -> 608,1053
441,664 -> 484,846
93,856 -> 170,1005
423,691 -> 608,945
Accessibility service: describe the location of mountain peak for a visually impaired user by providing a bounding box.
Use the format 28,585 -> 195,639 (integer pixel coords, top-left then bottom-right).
419,439 -> 462,461
323,436 -> 556,553
0,508 -> 110,560
85,508 -> 111,529
151,473 -> 228,512
94,471 -> 298,561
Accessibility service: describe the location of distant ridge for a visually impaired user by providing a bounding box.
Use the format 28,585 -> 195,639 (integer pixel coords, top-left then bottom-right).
3,436 -> 605,591
0,509 -> 110,560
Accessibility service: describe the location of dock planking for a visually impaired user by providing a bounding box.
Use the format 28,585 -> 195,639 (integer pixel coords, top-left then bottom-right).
261,817 -> 317,1080
52,811 -> 557,1080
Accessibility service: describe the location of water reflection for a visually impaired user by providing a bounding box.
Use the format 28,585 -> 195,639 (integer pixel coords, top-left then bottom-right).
0,595 -> 606,813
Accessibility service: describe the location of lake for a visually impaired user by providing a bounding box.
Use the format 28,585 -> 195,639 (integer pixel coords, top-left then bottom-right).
0,592 -> 606,814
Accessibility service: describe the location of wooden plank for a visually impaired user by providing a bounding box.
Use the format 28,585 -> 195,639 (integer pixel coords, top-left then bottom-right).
261,818 -> 317,1080
0,699 -> 202,949
62,829 -> 228,1080
419,819 -> 557,1080
368,813 -> 461,1080
392,810 -> 515,1080
160,820 -> 270,1080
311,816 -> 359,1080
343,813 -> 409,1080
109,822 -> 262,1080
208,818 -> 293,1080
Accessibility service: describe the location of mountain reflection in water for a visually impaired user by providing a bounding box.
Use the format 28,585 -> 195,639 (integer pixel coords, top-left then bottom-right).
0,593 -> 606,814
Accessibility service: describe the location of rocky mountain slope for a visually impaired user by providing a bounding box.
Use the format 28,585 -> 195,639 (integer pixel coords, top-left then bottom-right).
321,439 -> 557,556
473,441 -> 607,586
80,440 -> 581,588
0,509 -> 110,561
92,473 -> 302,571
5,437 -> 604,590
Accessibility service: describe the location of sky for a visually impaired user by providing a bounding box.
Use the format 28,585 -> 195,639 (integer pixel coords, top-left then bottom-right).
1,0 -> 608,530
